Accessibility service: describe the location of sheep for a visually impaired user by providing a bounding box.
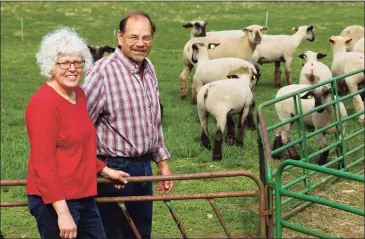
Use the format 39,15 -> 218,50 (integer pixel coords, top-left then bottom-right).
251,25 -> 315,88
179,24 -> 268,98
272,84 -> 347,165
353,37 -> 364,53
339,25 -> 364,52
329,35 -> 364,122
197,73 -> 257,160
87,45 -> 115,62
298,50 -> 332,85
190,42 -> 257,104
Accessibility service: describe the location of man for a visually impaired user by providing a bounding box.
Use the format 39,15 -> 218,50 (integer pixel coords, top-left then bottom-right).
82,10 -> 174,239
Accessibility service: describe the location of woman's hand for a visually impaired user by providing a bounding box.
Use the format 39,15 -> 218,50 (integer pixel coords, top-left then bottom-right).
58,211 -> 77,238
101,166 -> 130,189
52,200 -> 77,238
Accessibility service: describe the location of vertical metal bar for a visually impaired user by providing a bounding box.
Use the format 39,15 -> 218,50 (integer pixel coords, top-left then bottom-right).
207,199 -> 232,238
119,203 -> 142,239
295,93 -> 312,195
163,200 -> 189,239
332,80 -> 347,171
275,175 -> 283,238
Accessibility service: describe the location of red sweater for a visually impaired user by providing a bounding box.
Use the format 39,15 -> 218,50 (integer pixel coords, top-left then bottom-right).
25,83 -> 106,204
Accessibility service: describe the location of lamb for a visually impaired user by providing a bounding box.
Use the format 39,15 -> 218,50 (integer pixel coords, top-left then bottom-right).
179,24 -> 268,98
190,42 -> 257,104
339,25 -> 364,52
197,73 -> 257,160
298,50 -> 332,85
87,45 -> 115,62
251,25 -> 315,87
272,84 -> 347,165
329,35 -> 364,122
353,37 -> 364,53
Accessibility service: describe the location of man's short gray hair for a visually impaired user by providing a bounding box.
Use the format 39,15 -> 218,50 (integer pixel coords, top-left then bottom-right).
36,26 -> 93,78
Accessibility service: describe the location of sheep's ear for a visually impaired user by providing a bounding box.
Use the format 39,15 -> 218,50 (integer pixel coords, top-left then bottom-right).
242,28 -> 248,33
317,53 -> 327,59
290,27 -> 298,31
227,74 -> 239,79
183,22 -> 193,28
298,53 -> 307,60
208,43 -> 220,50
251,74 -> 258,82
204,20 -> 208,26
88,45 -> 96,54
307,25 -> 314,31
103,46 -> 115,53
329,35 -> 336,43
262,27 -> 269,32
300,91 -> 314,99
344,36 -> 352,43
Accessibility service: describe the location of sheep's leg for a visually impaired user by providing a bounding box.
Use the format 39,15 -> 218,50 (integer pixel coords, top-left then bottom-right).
180,64 -> 193,98
347,79 -> 364,122
199,108 -> 211,150
225,116 -> 235,146
274,61 -> 281,88
236,104 -> 250,147
281,124 -> 300,160
272,128 -> 284,159
317,133 -> 329,165
192,78 -> 203,105
285,57 -> 293,85
212,115 -> 227,160
245,100 -> 256,130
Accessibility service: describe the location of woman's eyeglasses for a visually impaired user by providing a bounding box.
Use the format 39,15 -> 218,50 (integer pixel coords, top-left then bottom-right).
57,61 -> 85,70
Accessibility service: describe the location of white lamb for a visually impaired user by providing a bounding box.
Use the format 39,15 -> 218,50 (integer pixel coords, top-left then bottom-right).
339,25 -> 364,52
272,84 -> 347,165
190,42 -> 257,104
197,73 -> 256,161
298,50 -> 332,85
251,25 -> 315,87
179,24 -> 268,98
353,37 -> 364,53
329,35 -> 364,122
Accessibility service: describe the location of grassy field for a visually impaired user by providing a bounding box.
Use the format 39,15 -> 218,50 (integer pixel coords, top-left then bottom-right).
1,2 -> 364,238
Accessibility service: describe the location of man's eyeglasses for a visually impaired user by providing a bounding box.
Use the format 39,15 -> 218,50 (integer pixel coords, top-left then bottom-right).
125,34 -> 153,44
57,61 -> 85,70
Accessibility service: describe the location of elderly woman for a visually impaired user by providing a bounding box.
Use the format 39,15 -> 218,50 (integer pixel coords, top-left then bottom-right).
25,27 -> 130,239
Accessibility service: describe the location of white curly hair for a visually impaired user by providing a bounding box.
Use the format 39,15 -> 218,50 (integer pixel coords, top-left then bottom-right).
36,26 -> 93,78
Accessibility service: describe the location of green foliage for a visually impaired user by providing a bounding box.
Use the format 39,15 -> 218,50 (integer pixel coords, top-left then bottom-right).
1,2 -> 364,238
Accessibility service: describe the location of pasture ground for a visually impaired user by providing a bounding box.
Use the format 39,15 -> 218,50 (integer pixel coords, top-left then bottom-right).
1,2 -> 364,238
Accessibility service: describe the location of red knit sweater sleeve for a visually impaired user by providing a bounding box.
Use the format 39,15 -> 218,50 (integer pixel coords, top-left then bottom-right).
25,99 -> 64,203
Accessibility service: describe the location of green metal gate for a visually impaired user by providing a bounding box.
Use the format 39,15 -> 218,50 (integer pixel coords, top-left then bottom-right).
257,68 -> 365,238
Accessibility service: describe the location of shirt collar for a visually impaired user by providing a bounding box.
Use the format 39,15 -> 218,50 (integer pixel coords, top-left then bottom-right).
116,46 -> 148,74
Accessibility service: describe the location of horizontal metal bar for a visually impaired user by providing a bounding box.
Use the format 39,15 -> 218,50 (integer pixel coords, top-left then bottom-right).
281,189 -> 364,216
0,170 -> 263,190
281,220 -> 338,239
0,191 -> 259,207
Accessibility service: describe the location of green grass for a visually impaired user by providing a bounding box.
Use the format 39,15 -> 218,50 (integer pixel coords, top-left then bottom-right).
1,2 -> 364,238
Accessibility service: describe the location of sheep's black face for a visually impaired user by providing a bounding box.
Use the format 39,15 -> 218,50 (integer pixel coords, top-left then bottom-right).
314,86 -> 332,113
307,26 -> 315,42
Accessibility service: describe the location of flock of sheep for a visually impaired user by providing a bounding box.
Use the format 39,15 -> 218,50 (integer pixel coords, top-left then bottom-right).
87,24 -> 364,163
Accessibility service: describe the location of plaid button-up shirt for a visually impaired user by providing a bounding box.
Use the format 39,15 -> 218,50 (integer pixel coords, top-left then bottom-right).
81,47 -> 169,163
